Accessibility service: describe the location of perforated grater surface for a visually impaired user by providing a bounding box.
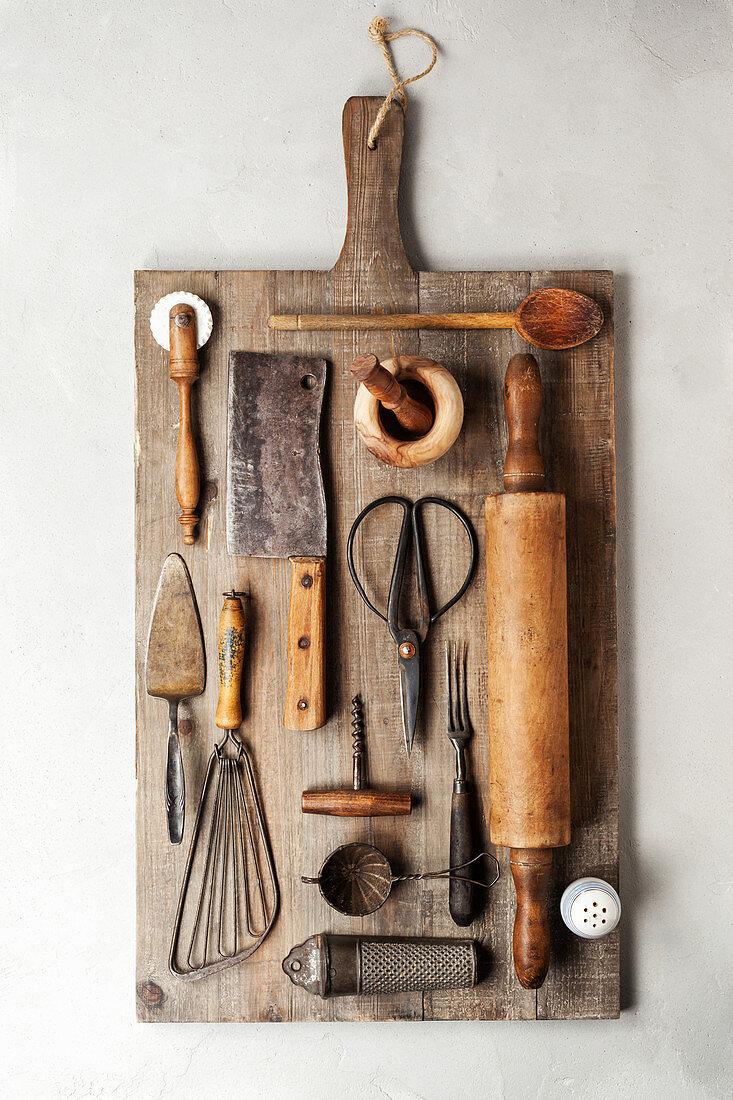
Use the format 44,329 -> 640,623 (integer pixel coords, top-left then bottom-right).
282,933 -> 478,998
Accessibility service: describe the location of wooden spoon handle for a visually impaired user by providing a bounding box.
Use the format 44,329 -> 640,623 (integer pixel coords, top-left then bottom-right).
351,353 -> 434,436
510,848 -> 552,989
169,303 -> 200,544
503,353 -> 546,493
269,311 -> 514,331
215,593 -> 245,730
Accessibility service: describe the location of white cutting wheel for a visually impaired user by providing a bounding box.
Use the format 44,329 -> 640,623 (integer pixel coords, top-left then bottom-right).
149,291 -> 213,350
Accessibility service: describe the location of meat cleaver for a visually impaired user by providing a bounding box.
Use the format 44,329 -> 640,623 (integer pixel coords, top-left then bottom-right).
226,352 -> 327,730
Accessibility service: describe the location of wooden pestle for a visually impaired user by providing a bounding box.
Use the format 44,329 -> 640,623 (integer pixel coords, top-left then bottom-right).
351,353 -> 434,437
169,303 -> 201,544
485,354 -> 571,989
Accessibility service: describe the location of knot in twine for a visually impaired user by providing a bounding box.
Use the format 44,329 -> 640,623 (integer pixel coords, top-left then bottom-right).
367,16 -> 437,148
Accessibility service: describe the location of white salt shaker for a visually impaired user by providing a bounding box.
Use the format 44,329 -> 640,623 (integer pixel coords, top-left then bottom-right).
560,877 -> 621,938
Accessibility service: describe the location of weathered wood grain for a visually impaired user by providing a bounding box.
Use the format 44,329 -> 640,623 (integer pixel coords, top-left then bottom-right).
135,97 -> 618,1021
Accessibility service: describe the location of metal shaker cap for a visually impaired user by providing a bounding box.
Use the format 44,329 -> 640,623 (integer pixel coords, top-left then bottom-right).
560,878 -> 621,938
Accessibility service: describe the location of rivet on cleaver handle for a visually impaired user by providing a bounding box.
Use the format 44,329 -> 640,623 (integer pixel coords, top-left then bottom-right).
226,352 -> 328,731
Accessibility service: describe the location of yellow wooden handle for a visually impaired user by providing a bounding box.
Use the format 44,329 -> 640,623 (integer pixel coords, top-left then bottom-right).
283,557 -> 326,731
215,593 -> 245,730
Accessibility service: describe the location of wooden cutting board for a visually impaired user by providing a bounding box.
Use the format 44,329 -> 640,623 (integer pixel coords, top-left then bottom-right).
135,96 -> 618,1022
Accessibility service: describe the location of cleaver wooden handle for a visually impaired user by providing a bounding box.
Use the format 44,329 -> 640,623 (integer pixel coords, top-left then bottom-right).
284,557 -> 326,730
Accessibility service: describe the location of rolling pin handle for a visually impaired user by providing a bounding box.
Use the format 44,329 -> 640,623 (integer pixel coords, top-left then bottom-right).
510,848 -> 553,989
503,353 -> 546,493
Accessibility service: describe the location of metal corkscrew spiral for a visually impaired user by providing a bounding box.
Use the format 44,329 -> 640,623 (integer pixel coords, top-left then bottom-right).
351,695 -> 365,791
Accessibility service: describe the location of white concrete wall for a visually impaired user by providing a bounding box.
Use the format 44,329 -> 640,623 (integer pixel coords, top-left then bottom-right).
2,1 -> 731,1097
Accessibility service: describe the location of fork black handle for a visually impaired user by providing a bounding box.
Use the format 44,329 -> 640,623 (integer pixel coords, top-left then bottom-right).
449,779 -> 474,926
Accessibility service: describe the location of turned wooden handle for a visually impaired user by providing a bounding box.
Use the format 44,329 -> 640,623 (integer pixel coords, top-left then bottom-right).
169,303 -> 201,544
503,353 -> 546,493
215,593 -> 245,730
301,789 -> 412,817
351,353 -> 433,436
510,849 -> 553,989
283,557 -> 326,731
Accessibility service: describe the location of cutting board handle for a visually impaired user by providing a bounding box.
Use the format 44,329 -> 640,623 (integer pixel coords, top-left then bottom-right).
332,96 -> 414,279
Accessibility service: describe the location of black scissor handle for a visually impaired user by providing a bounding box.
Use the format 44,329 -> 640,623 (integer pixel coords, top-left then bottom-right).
347,495 -> 477,641
412,497 -> 477,625
347,495 -> 412,630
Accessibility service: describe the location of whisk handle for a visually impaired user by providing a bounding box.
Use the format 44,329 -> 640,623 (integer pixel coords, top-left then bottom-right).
216,593 -> 245,729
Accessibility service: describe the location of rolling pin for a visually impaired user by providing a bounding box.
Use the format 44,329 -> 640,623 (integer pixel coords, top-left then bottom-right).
485,353 -> 571,989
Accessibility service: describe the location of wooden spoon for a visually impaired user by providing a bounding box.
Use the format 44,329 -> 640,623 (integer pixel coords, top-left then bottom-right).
269,287 -> 603,350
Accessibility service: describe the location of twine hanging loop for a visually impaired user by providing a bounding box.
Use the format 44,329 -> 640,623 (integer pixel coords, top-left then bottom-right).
367,16 -> 438,148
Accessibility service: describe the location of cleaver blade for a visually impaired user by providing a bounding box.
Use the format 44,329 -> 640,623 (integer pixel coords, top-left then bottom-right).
227,352 -> 328,731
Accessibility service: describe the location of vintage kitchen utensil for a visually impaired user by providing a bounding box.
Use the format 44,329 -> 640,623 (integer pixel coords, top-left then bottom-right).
560,878 -> 621,939
226,352 -> 328,731
301,695 -> 412,817
351,352 -> 434,437
347,495 -> 477,754
169,593 -> 278,979
149,291 -> 213,544
302,841 -> 498,918
445,641 -> 478,927
269,286 -> 603,350
353,354 -> 464,469
485,353 -> 571,989
283,932 -> 478,998
136,93 -> 619,1022
146,553 -> 205,845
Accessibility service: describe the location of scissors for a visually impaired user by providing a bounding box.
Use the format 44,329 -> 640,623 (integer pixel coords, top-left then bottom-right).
347,495 -> 477,755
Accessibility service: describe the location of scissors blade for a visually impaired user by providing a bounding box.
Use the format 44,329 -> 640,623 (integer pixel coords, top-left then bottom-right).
396,630 -> 420,755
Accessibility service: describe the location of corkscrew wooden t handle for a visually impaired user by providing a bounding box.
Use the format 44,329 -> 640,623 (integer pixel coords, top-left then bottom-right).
169,303 -> 201,544
216,593 -> 245,730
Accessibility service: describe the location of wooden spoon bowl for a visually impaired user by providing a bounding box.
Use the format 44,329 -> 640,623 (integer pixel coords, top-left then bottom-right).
513,288 -> 603,350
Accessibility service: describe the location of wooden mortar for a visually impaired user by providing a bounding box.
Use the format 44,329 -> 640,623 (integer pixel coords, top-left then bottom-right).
353,354 -> 463,468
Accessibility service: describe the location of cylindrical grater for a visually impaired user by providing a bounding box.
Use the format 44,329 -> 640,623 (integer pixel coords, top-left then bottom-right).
282,933 -> 478,998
